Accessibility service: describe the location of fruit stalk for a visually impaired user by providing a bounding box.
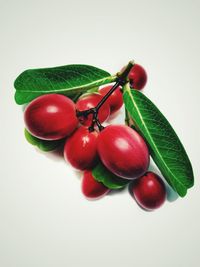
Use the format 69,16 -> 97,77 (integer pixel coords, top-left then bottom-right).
77,60 -> 135,131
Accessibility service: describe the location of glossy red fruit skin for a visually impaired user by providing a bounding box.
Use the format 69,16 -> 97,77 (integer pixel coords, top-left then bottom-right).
128,64 -> 147,90
98,85 -> 123,114
64,126 -> 99,170
76,93 -> 110,126
131,172 -> 166,210
82,171 -> 110,199
97,125 -> 149,179
24,94 -> 78,140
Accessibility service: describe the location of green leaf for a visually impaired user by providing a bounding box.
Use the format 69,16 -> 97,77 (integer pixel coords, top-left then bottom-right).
92,162 -> 130,190
24,129 -> 64,152
123,84 -> 194,197
14,64 -> 116,104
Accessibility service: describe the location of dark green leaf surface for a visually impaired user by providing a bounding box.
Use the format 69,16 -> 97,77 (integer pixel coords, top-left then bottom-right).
24,129 -> 64,152
123,84 -> 194,197
14,64 -> 115,104
92,162 -> 130,190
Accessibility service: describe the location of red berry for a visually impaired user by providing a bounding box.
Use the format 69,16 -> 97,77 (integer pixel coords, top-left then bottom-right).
98,85 -> 123,114
24,94 -> 78,140
97,125 -> 149,179
82,170 -> 110,199
76,93 -> 110,126
64,126 -> 99,170
131,172 -> 166,210
128,64 -> 147,90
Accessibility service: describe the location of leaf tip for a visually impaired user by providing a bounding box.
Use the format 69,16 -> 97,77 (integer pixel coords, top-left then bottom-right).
14,91 -> 23,105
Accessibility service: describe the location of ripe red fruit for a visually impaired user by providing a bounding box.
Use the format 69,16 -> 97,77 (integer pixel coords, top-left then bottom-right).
98,85 -> 123,114
97,125 -> 149,179
128,64 -> 147,90
76,93 -> 110,126
82,170 -> 110,199
131,172 -> 166,210
24,94 -> 78,140
64,126 -> 99,170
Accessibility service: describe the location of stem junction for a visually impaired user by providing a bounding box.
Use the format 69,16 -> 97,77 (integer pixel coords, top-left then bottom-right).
76,60 -> 135,132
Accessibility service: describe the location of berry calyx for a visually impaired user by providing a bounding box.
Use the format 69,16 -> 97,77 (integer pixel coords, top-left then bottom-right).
64,126 -> 99,170
76,93 -> 110,126
98,85 -> 123,114
97,125 -> 149,179
24,94 -> 78,140
81,170 -> 110,199
128,64 -> 147,90
131,172 -> 166,210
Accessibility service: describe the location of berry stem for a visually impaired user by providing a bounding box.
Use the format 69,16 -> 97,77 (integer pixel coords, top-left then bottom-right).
77,60 -> 135,132
95,82 -> 121,111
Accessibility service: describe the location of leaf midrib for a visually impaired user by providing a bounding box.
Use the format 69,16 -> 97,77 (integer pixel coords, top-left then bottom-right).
124,86 -> 186,191
15,76 -> 116,93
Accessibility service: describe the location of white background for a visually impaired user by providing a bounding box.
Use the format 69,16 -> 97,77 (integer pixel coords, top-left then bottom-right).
0,0 -> 200,266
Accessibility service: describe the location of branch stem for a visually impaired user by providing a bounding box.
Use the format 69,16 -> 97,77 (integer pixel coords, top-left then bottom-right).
77,60 -> 135,131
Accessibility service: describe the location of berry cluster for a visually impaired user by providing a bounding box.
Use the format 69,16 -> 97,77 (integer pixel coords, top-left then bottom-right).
24,63 -> 166,211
